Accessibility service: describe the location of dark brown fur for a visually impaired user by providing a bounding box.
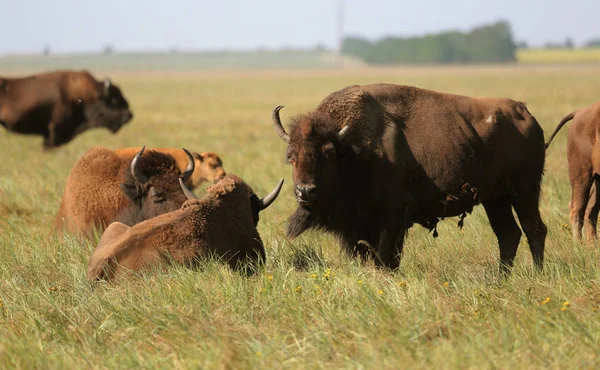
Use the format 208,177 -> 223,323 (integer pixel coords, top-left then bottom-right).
0,70 -> 133,149
545,101 -> 600,241
277,84 -> 547,273
55,147 -> 188,237
87,175 -> 276,281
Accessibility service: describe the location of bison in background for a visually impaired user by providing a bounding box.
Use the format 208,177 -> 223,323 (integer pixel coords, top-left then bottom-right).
55,146 -> 194,236
0,70 -> 133,149
545,100 -> 600,241
114,147 -> 226,189
87,175 -> 284,282
273,83 -> 547,274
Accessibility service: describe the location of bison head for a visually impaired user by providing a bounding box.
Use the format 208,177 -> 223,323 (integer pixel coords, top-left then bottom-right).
179,174 -> 284,227
272,105 -> 350,208
84,78 -> 133,134
191,152 -> 227,185
117,146 -> 194,225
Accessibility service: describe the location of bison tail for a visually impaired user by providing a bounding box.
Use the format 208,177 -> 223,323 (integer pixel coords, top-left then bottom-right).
545,111 -> 577,149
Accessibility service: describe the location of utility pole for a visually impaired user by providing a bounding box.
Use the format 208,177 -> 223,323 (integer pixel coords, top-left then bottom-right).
336,0 -> 344,55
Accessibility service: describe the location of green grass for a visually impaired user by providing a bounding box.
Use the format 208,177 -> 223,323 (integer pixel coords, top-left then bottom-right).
518,48 -> 600,64
1,65 -> 600,369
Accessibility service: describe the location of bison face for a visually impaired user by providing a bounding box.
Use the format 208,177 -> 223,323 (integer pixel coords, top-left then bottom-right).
192,152 -> 226,185
85,79 -> 133,134
273,106 -> 349,209
117,147 -> 194,225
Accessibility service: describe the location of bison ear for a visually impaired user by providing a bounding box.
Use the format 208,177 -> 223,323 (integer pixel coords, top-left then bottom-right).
322,142 -> 336,159
120,183 -> 140,201
194,153 -> 205,163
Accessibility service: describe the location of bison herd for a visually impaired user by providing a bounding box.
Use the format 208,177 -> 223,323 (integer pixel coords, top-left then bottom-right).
1,69 -> 597,282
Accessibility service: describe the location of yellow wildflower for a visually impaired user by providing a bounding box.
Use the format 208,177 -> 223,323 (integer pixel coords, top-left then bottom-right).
541,297 -> 551,305
295,286 -> 302,293
378,289 -> 384,295
256,351 -> 262,357
266,275 -> 273,281
311,273 -> 317,279
443,282 -> 449,288
259,288 -> 266,294
563,301 -> 570,307
473,310 -> 479,317
357,279 -> 363,285
397,281 -> 407,287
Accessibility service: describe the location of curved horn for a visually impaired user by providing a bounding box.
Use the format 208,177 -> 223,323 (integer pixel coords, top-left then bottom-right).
130,146 -> 149,183
258,178 -> 284,211
179,178 -> 199,200
338,125 -> 349,139
103,78 -> 111,96
180,148 -> 195,183
272,105 -> 290,144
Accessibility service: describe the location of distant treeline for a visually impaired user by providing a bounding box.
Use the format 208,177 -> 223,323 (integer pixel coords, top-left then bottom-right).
341,21 -> 516,64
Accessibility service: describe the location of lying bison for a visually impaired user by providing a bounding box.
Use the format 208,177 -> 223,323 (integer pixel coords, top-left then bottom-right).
0,70 -> 133,149
114,147 -> 226,189
87,175 -> 284,281
55,146 -> 193,236
272,84 -> 547,273
545,100 -> 600,241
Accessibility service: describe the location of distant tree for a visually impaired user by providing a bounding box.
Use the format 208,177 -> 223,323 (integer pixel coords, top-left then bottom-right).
341,20 -> 516,64
170,46 -> 178,54
585,38 -> 600,48
544,41 -> 563,49
42,45 -> 51,56
516,40 -> 529,49
564,37 -> 575,49
313,43 -> 329,52
103,44 -> 114,54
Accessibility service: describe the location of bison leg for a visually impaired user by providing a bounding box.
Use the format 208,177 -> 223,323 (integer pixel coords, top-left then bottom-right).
569,172 -> 593,240
512,195 -> 547,271
483,196 -> 522,275
375,227 -> 406,270
584,179 -> 600,242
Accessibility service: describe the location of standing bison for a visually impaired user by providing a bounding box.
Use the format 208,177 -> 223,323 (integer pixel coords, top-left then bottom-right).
545,100 -> 600,241
0,70 -> 133,149
87,175 -> 284,281
55,146 -> 193,236
114,147 -> 226,189
272,84 -> 547,273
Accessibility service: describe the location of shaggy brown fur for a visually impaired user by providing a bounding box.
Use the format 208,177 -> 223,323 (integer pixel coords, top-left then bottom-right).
274,83 -> 547,274
545,100 -> 600,241
55,147 -> 189,236
87,175 -> 283,281
0,70 -> 133,149
115,147 -> 226,189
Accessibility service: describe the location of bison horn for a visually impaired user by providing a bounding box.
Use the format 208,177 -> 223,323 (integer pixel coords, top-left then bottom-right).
272,105 -> 290,144
179,178 -> 199,200
131,146 -> 149,183
258,178 -> 284,211
338,125 -> 349,139
103,78 -> 111,96
181,148 -> 195,184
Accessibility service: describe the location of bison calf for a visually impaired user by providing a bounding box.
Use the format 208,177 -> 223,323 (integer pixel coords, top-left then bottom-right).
55,146 -> 194,236
87,175 -> 284,281
0,70 -> 133,149
546,100 -> 600,241
114,147 -> 226,189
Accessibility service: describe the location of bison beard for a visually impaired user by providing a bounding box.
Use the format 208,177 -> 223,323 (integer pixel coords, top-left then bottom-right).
274,83 -> 547,274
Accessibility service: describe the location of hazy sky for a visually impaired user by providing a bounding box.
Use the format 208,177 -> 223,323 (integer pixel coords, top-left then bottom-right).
2,0 -> 599,54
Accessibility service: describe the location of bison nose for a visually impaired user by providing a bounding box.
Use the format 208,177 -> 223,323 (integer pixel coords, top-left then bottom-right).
295,184 -> 317,202
126,111 -> 134,120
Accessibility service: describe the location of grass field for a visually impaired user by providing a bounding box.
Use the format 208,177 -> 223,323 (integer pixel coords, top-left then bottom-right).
1,65 -> 599,369
517,48 -> 600,64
